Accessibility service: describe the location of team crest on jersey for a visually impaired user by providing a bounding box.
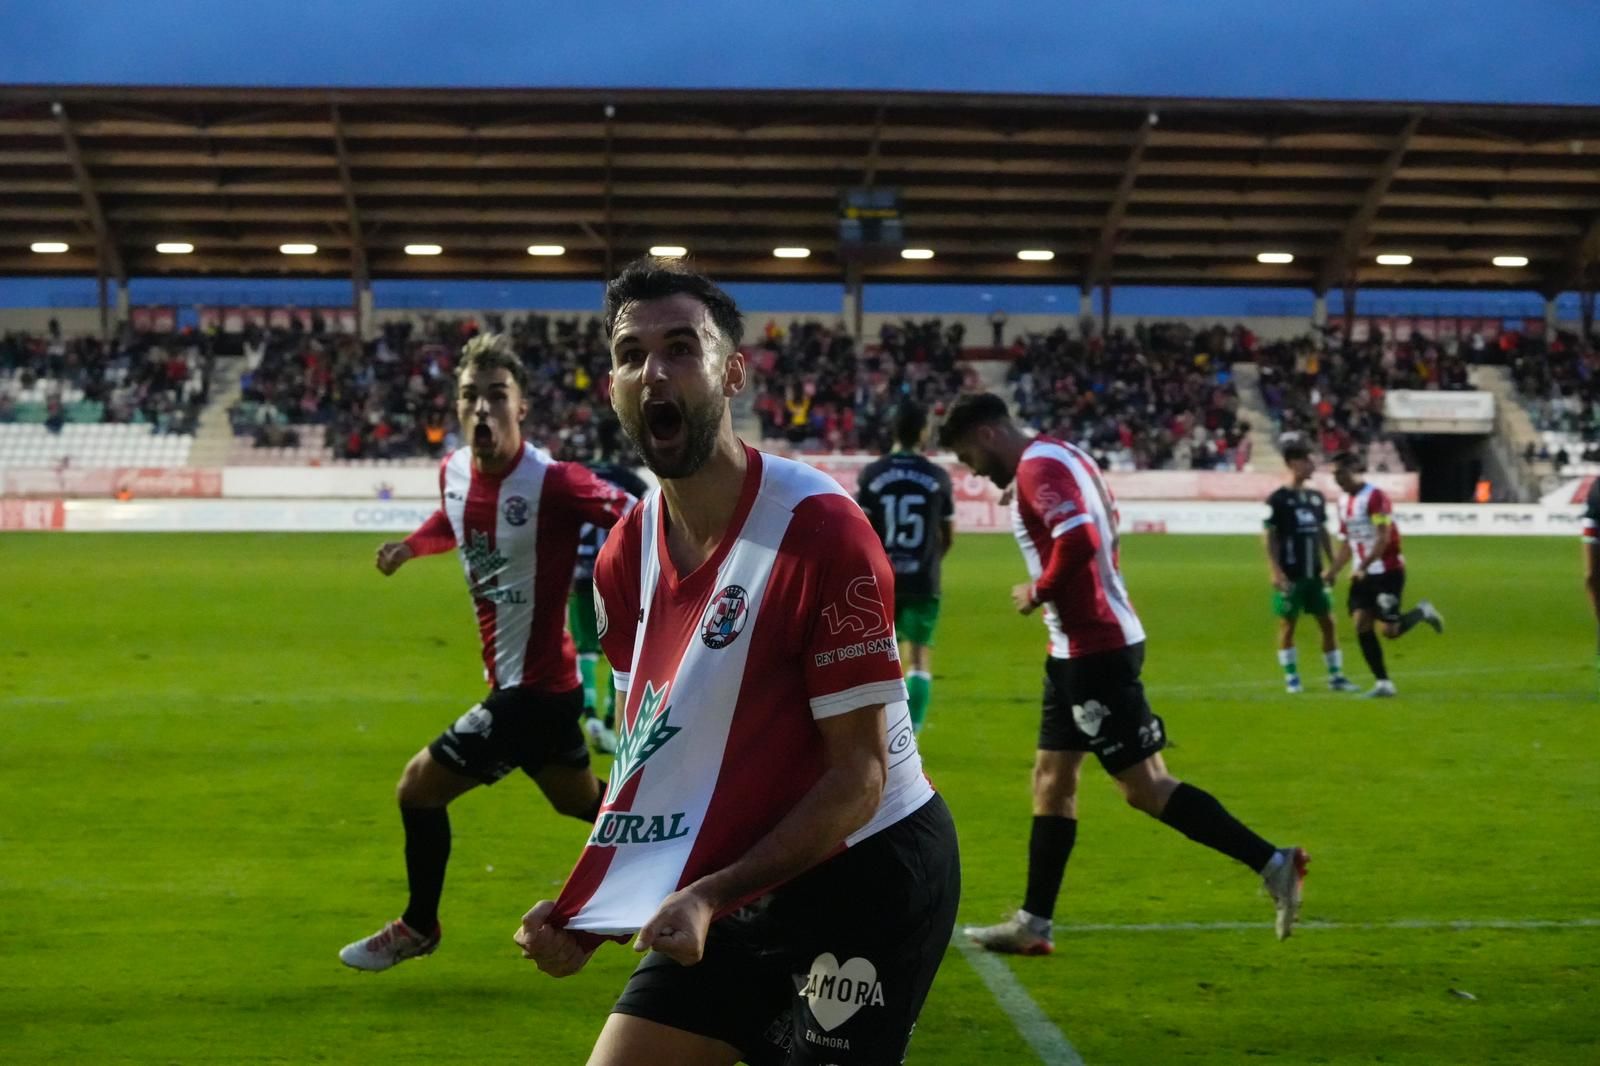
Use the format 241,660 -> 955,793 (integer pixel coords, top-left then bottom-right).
593,584 -> 608,639
701,584 -> 750,649
501,495 -> 531,527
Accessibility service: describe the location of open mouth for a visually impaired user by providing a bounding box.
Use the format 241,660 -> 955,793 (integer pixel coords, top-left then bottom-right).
472,423 -> 494,448
643,399 -> 685,445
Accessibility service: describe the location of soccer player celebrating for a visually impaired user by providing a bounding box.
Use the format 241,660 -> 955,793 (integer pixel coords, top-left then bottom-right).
1325,451 -> 1444,698
856,401 -> 956,732
940,392 -> 1307,953
339,334 -> 635,972
515,258 -> 960,1066
570,460 -> 651,754
1264,440 -> 1357,693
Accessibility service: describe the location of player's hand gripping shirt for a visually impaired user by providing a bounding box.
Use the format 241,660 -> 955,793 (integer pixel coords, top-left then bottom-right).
551,447 -> 933,935
403,442 -> 634,691
1339,483 -> 1405,574
1011,437 -> 1145,659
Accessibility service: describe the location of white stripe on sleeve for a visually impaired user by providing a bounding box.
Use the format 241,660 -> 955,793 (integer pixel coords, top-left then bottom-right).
1052,513 -> 1093,538
810,678 -> 909,720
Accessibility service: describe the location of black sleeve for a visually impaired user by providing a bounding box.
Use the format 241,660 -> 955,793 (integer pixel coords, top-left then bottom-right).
938,466 -> 955,519
857,466 -> 884,538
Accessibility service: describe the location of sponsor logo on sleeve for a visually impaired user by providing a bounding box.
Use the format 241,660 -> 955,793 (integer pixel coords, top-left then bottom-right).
594,584 -> 609,639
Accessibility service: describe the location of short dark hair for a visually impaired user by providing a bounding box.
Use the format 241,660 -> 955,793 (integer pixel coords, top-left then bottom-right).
457,333 -> 529,395
937,392 -> 1010,448
1281,440 -> 1312,462
603,256 -> 744,351
1331,449 -> 1365,471
892,401 -> 927,449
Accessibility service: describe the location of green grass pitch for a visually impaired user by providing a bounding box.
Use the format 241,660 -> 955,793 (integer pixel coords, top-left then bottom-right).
2,531 -> 1595,1064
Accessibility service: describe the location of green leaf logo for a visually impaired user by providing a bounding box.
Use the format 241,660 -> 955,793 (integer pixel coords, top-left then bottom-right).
605,680 -> 681,804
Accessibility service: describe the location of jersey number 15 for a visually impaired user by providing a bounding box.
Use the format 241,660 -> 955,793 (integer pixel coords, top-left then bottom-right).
879,493 -> 927,550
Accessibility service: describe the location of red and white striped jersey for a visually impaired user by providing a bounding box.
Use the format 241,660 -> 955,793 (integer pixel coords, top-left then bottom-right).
552,445 -> 933,936
1339,483 -> 1405,574
405,442 -> 634,691
1012,437 -> 1145,659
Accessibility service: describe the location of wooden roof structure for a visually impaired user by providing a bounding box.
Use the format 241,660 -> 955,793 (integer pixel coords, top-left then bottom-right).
3,84 -> 1599,295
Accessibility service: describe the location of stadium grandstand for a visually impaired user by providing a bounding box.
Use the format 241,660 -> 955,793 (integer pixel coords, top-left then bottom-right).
2,85 -> 1598,502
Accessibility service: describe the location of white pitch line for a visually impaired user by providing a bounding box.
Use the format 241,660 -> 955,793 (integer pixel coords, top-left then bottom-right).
1051,917 -> 1600,934
956,940 -> 1085,1066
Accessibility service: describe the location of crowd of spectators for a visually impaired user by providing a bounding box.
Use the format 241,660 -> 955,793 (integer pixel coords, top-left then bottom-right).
1509,330 -> 1600,437
1006,320 -> 1251,471
231,312 -> 630,463
1256,328 -> 1473,460
746,317 -> 976,453
0,319 -> 212,433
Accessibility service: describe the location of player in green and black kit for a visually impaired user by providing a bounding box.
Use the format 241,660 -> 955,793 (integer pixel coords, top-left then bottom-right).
857,402 -> 955,731
569,460 -> 649,752
1264,440 -> 1357,694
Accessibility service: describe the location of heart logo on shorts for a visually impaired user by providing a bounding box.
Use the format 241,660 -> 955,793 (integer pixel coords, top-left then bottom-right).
800,953 -> 885,1032
1072,699 -> 1110,737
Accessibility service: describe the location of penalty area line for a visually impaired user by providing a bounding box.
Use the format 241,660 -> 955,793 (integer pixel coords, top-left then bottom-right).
956,940 -> 1085,1066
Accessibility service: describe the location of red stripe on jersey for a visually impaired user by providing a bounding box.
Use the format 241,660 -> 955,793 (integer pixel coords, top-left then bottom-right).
463,466 -> 501,683
674,518 -> 828,904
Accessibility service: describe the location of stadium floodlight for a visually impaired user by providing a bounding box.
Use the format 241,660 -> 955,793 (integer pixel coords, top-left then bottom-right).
1256,252 -> 1294,264
1374,254 -> 1412,266
30,241 -> 69,253
650,245 -> 688,258
404,244 -> 443,256
901,248 -> 935,260
1492,255 -> 1529,268
773,247 -> 811,258
280,243 -> 318,255
155,242 -> 194,254
1017,249 -> 1055,261
527,244 -> 566,256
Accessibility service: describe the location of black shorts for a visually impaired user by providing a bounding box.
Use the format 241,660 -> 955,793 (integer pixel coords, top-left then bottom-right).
613,793 -> 961,1066
1347,569 -> 1406,623
427,685 -> 589,784
1039,643 -> 1168,774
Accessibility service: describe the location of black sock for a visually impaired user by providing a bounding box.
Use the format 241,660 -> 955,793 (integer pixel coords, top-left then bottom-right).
578,778 -> 606,823
1158,782 -> 1277,873
1022,815 -> 1078,921
1358,629 -> 1388,680
1396,607 -> 1425,636
400,806 -> 450,934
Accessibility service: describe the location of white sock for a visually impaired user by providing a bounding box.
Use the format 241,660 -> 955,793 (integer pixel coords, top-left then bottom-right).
1277,648 -> 1297,667
1325,649 -> 1343,674
907,669 -> 931,682
1017,908 -> 1052,936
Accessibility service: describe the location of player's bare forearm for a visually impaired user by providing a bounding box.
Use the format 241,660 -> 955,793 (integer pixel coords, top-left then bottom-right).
685,705 -> 886,914
1264,531 -> 1286,585
1327,543 -> 1351,580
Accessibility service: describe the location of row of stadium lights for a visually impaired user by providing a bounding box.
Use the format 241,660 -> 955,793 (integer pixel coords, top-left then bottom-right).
25,242 -> 1532,269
